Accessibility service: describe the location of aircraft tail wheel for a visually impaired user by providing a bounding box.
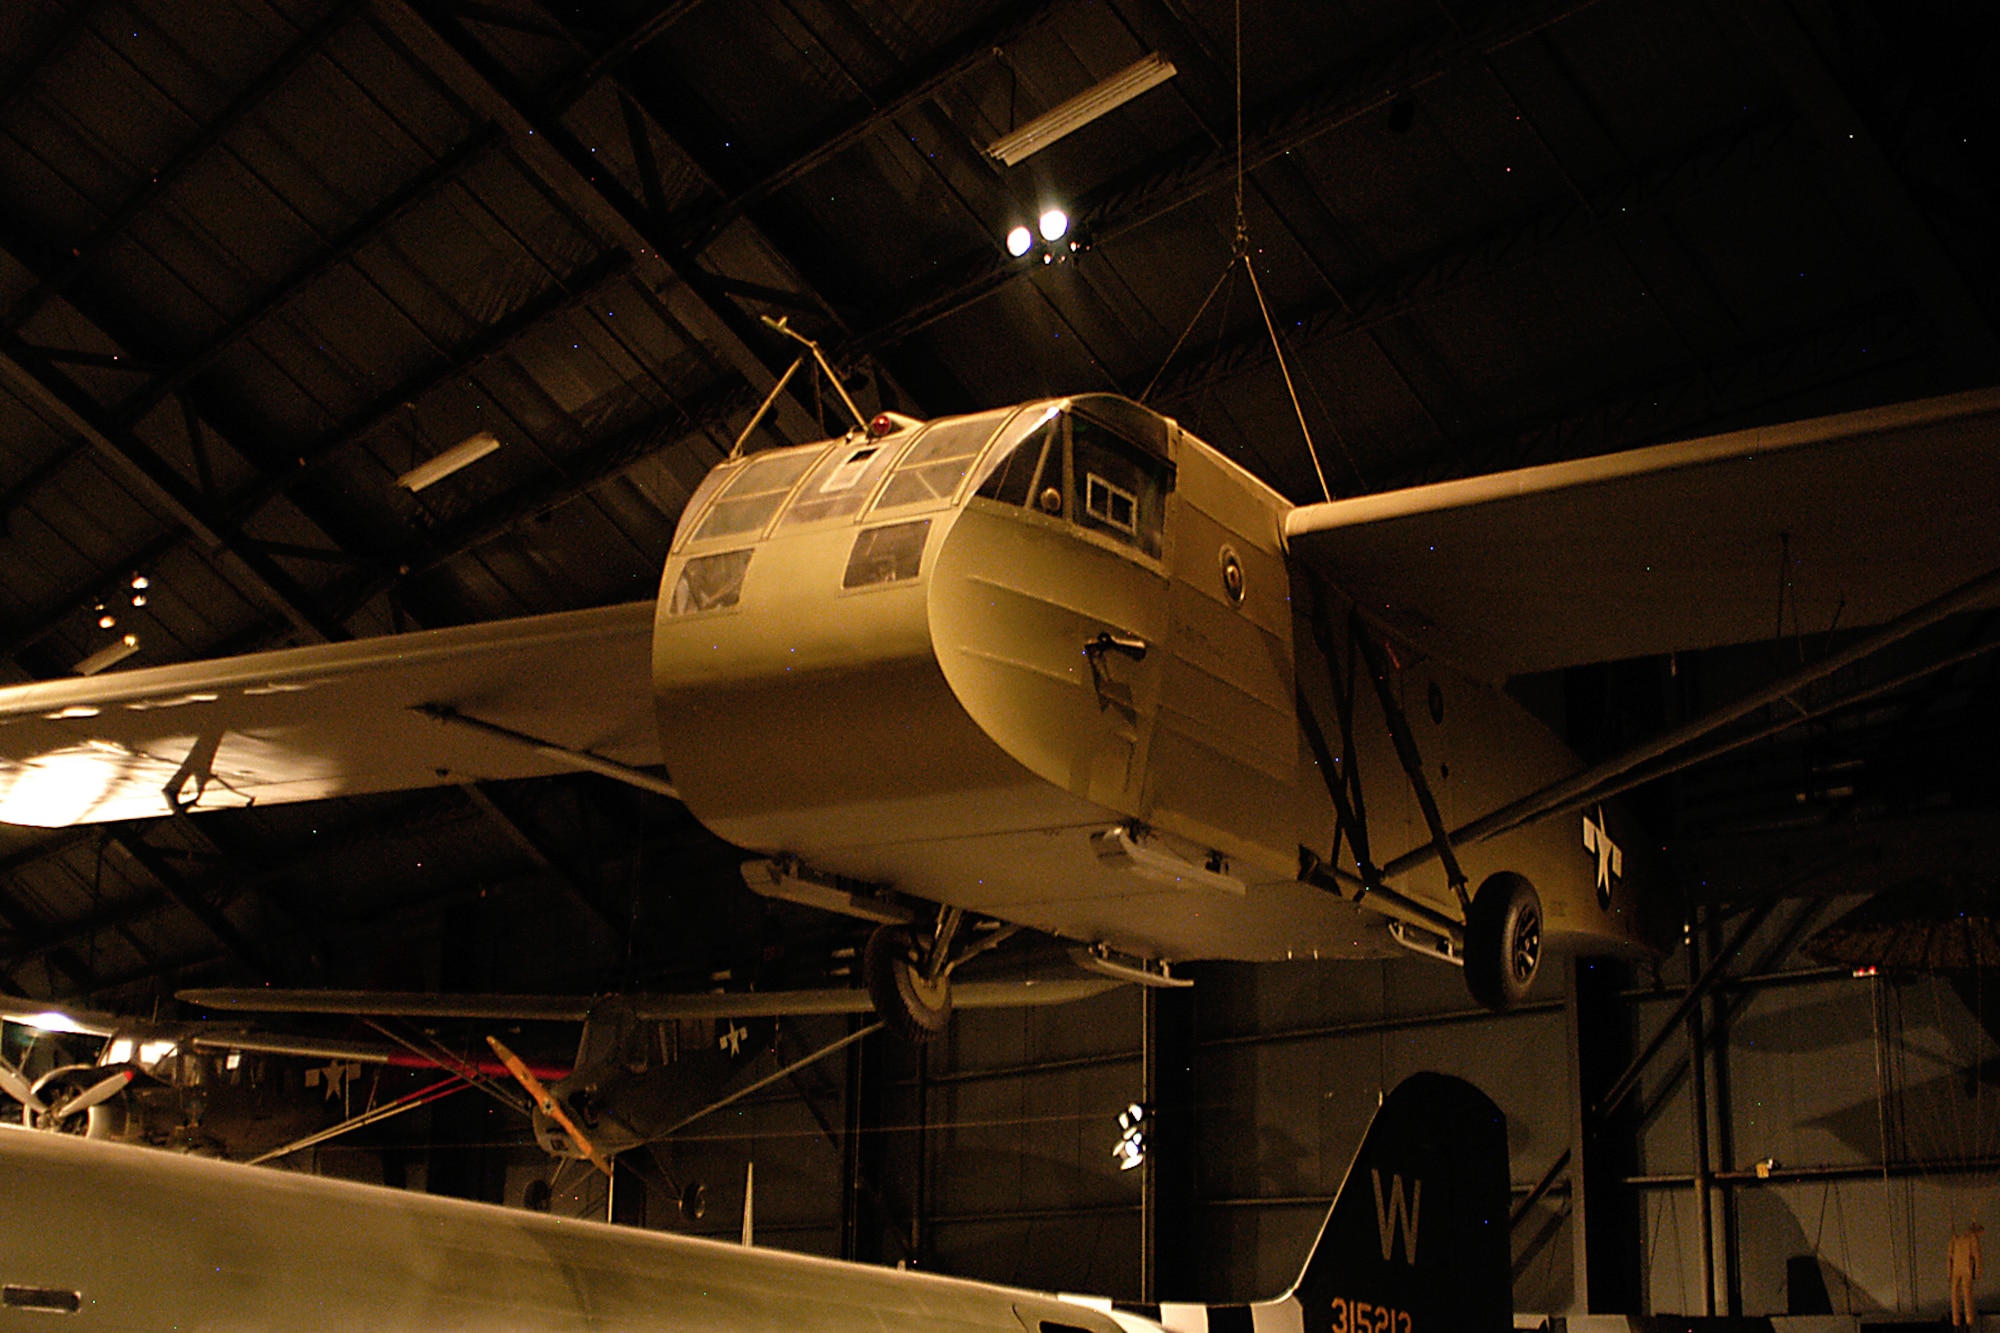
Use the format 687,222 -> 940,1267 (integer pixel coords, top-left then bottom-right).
1464,873 -> 1542,1013
865,926 -> 953,1043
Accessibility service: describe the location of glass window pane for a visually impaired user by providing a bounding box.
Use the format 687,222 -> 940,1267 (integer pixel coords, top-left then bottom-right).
689,449 -> 817,543
842,519 -> 931,588
873,411 -> 1009,514
783,441 -> 901,527
1071,414 -> 1169,557
668,549 -> 753,614
975,416 -> 1057,508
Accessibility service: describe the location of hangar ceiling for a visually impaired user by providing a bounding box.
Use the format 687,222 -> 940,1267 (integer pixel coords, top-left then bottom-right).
0,0 -> 1995,1057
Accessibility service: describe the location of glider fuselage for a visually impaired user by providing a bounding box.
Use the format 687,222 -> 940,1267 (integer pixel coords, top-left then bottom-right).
653,396 -> 1659,966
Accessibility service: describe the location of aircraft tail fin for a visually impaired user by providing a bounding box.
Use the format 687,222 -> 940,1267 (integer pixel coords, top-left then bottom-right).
1280,1071 -> 1511,1333
1130,1074 -> 1510,1333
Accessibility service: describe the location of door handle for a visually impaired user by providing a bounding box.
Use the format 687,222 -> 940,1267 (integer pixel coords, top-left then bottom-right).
1083,630 -> 1148,663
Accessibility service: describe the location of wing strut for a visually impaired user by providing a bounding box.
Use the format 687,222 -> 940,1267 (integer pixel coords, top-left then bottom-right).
1350,607 -> 1471,913
414,705 -> 678,799
1293,577 -> 1465,945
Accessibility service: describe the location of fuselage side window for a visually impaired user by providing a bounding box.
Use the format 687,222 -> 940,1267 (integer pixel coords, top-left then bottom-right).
1069,413 -> 1169,557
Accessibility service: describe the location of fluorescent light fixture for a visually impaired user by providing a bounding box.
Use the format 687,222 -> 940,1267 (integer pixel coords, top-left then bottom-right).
985,53 -> 1178,167
75,633 -> 139,676
397,430 -> 502,493
1005,225 -> 1034,257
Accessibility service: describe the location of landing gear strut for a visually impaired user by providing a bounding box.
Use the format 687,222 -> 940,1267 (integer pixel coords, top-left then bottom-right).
865,924 -> 953,1043
864,907 -> 1021,1042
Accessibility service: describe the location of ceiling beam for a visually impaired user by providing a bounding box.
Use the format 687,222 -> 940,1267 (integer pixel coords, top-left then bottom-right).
1722,0 -> 2000,381
1147,114 -> 1791,412
681,0 -> 1070,253
381,0 -> 825,444
3,0 -> 370,333
846,0 -> 1607,358
0,124 -> 505,536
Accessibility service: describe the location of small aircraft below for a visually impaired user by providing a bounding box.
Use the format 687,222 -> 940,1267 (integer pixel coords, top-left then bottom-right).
2,381 -> 1996,1031
0,1070 -> 1512,1333
0,995 -> 507,1155
180,972 -> 1120,1187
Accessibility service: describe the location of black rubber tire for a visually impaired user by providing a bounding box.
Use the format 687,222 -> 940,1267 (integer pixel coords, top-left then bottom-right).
865,925 -> 953,1044
1464,872 -> 1542,1012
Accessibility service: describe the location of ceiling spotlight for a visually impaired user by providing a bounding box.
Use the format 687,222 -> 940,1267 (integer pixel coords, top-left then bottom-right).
129,574 -> 148,591
97,612 -> 115,630
1039,209 -> 1069,243
1005,225 -> 1033,258
129,593 -> 147,608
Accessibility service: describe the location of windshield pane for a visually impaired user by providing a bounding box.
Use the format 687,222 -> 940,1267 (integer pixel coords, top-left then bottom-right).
973,410 -> 1059,509
688,449 -> 817,543
873,410 -> 1009,513
781,438 -> 904,527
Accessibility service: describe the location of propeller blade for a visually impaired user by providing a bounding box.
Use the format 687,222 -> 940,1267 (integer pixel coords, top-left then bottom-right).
485,1035 -> 614,1179
50,1068 -> 132,1120
0,1059 -> 44,1114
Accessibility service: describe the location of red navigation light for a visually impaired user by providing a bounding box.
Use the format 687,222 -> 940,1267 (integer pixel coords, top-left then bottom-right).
868,413 -> 897,438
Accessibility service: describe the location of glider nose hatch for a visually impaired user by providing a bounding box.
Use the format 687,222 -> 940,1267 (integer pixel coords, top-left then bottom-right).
649,400 -> 1188,863
651,406 -> 1059,856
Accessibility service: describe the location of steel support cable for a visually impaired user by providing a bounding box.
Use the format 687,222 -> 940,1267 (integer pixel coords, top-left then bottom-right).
1145,114 -> 1789,407
650,1021 -> 883,1143
360,1017 -> 530,1118
247,1071 -> 469,1166
843,0 -> 1616,358
1377,559 -> 2000,882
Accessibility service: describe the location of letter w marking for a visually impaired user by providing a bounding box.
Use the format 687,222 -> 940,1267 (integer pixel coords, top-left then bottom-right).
1370,1169 -> 1421,1265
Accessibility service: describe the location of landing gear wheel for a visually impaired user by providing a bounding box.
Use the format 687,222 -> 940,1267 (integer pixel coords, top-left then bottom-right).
865,926 -> 953,1044
1464,872 -> 1542,1013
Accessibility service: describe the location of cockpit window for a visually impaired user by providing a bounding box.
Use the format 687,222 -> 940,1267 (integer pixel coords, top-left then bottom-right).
872,410 -> 1009,514
974,410 -> 1060,509
971,405 -> 1171,557
782,439 -> 902,528
1070,413 -> 1169,557
687,449 -> 816,544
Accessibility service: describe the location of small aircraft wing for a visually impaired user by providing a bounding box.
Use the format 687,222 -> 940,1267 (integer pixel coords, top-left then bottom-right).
0,997 -> 125,1037
0,998 -> 420,1066
0,601 -> 660,826
178,977 -> 1124,1021
1284,388 -> 2000,679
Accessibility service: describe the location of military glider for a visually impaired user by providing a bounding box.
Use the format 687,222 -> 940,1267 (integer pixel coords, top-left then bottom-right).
2,387 -> 1997,1029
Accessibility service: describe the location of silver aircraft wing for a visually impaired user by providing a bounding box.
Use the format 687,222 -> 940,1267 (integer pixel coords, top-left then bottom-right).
178,977 -> 1125,1021
1285,388 -> 2000,679
0,998 -> 406,1065
0,601 -> 660,826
